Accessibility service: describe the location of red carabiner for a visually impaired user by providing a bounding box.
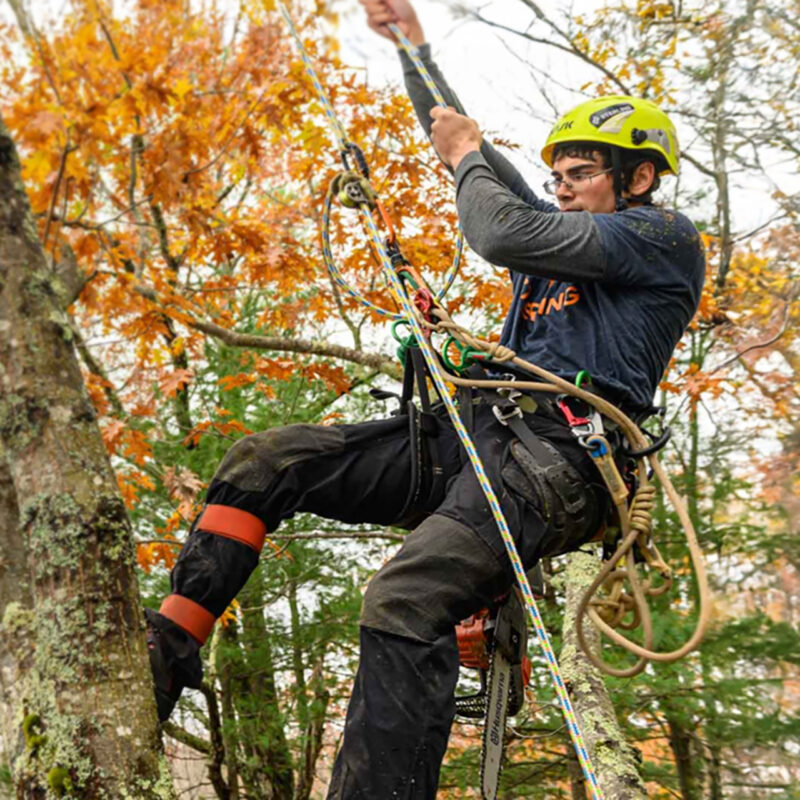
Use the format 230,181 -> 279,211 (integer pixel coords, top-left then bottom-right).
557,396 -> 590,427
413,287 -> 436,320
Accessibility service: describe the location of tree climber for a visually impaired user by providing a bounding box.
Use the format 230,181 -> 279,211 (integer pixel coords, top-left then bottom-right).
145,0 -> 705,796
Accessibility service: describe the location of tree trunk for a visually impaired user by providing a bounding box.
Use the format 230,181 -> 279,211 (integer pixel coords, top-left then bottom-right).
0,117 -> 175,797
294,659 -> 330,800
559,551 -> 646,800
566,746 -> 588,800
0,444 -> 31,797
666,716 -> 703,800
215,623 -> 241,800
235,567 -> 294,799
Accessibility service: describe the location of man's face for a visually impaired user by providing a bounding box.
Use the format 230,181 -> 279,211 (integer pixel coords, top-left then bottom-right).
550,153 -> 616,214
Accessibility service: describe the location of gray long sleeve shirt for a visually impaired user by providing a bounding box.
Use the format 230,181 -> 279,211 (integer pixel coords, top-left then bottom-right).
399,45 -> 705,411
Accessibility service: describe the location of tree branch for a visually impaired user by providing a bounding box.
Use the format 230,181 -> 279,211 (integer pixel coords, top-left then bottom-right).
709,300 -> 795,374
464,4 -> 630,94
138,529 -> 405,545
41,140 -> 76,252
184,313 -> 400,377
162,722 -> 212,755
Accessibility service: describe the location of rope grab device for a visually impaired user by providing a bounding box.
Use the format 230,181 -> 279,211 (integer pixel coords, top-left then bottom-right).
276,4 -> 711,798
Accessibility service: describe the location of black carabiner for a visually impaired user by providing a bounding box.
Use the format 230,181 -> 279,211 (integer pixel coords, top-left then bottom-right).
340,142 -> 370,179
622,426 -> 671,458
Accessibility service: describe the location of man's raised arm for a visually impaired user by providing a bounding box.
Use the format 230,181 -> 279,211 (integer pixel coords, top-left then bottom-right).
359,0 -> 552,210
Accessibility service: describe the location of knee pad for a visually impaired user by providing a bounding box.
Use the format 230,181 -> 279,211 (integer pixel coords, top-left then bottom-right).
212,425 -> 343,494
360,515 -> 507,644
503,438 -> 599,557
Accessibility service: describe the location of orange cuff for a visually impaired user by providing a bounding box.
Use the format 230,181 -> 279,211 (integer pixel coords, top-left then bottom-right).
196,504 -> 267,553
159,595 -> 216,645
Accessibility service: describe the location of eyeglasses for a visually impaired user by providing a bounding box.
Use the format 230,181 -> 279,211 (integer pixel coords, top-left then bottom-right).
543,167 -> 614,195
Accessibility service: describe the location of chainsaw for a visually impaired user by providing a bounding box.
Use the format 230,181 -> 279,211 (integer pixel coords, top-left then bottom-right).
454,563 -> 543,799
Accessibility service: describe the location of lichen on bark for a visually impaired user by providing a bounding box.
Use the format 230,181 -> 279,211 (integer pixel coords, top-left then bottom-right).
0,114 -> 176,798
559,550 -> 647,800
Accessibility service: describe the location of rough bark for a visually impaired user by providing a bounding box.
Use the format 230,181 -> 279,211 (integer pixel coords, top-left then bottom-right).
0,444 -> 31,798
0,117 -> 175,797
559,551 -> 646,800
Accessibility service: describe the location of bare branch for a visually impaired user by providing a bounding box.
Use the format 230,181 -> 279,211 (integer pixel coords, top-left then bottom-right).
162,722 -> 212,755
183,313 -> 400,377
41,141 -> 76,252
138,529 -> 405,545
709,300 -> 796,374
461,4 -> 630,94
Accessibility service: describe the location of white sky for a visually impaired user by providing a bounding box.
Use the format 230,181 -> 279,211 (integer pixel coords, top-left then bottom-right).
334,0 -> 799,236
4,0 -> 797,235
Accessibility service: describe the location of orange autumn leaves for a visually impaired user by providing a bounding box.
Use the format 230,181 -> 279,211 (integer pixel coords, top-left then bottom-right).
1,0 -> 469,548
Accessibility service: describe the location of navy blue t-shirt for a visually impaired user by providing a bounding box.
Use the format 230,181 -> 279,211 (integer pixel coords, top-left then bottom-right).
498,206 -> 705,411
399,46 -> 706,412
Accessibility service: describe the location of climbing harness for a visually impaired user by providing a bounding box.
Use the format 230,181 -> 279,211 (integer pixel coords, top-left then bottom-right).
276,5 -> 711,798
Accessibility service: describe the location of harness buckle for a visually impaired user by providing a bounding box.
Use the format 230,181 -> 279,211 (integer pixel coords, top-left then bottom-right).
493,376 -> 523,426
492,402 -> 523,426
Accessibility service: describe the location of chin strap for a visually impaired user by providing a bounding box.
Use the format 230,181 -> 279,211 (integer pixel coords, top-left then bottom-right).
611,146 -> 628,211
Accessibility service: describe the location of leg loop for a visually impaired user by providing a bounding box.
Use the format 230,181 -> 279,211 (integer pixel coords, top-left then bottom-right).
159,594 -> 216,645
195,504 -> 267,553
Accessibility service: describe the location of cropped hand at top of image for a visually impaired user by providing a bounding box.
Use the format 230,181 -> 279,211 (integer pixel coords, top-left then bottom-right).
358,0 -> 425,46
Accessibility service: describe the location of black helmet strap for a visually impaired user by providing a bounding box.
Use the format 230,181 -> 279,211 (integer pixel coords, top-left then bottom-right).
611,146 -> 628,212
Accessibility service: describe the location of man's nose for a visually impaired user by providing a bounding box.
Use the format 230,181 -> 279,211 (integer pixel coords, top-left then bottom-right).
555,181 -> 573,200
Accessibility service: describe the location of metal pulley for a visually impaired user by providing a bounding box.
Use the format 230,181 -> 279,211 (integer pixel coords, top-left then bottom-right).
331,170 -> 377,209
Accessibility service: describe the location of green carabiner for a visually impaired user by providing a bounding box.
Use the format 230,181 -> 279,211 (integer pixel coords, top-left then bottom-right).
575,370 -> 593,389
392,321 -> 418,366
391,320 -> 411,343
396,267 -> 420,291
442,336 -> 486,374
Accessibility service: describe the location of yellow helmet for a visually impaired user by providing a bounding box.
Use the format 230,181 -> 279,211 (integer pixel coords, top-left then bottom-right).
541,95 -> 679,176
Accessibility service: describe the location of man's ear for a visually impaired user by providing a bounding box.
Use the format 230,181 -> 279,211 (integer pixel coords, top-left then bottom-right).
629,161 -> 656,196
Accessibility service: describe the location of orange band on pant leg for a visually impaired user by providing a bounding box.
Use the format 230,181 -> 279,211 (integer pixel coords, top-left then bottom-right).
159,594 -> 216,645
196,504 -> 267,553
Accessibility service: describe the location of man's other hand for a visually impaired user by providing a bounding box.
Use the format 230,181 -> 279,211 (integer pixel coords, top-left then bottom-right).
430,106 -> 482,169
359,0 -> 425,47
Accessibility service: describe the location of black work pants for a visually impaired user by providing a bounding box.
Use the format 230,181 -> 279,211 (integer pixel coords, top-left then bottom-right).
169,395 -> 606,798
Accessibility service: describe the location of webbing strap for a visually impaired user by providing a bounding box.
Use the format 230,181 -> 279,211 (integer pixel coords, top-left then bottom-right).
196,504 -> 267,553
160,594 -> 216,645
504,411 -> 564,472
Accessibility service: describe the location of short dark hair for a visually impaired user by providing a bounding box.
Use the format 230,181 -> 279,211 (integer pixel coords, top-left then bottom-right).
551,141 -> 663,204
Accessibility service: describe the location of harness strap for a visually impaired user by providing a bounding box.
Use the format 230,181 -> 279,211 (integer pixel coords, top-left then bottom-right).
410,346 -> 433,411
195,504 -> 267,553
400,349 -> 416,407
458,384 -> 474,432
503,411 -> 564,472
159,594 -> 216,645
